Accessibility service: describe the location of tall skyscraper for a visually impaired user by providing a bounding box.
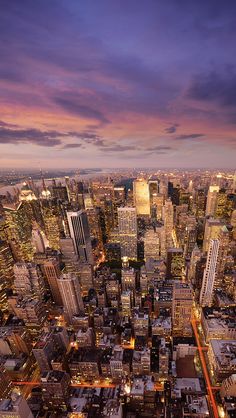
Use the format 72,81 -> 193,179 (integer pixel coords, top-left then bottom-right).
118,207 -> 137,260
200,239 -> 220,307
172,282 -> 193,336
163,198 -> 174,249
43,258 -> 63,306
205,185 -> 219,217
133,179 -> 150,216
57,273 -> 84,322
66,210 -> 93,264
203,218 -> 223,253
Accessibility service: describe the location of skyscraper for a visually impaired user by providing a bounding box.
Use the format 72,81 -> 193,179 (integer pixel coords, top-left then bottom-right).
205,185 -> 219,217
66,210 -> 93,264
163,198 -> 174,249
57,273 -> 84,322
203,218 -> 223,253
118,207 -> 137,260
172,282 -> 193,336
133,179 -> 150,216
43,258 -> 63,306
200,239 -> 220,307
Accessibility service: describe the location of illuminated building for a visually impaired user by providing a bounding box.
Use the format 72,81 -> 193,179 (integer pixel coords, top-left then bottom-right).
121,290 -> 132,316
220,374 -> 236,398
231,209 -> 236,239
118,207 -> 137,260
57,273 -> 84,322
31,224 -> 47,253
166,248 -> 184,280
159,338 -> 169,379
203,218 -> 223,253
163,198 -> 173,249
133,179 -> 150,216
13,262 -> 45,299
132,311 -> 149,337
188,244 -> 201,284
208,340 -> 236,382
0,366 -> 11,401
0,393 -> 33,418
195,188 -> 206,218
41,201 -> 61,250
78,263 -> 94,295
41,370 -> 70,411
151,193 -> 164,220
43,258 -> 63,305
215,188 -> 228,219
19,183 -> 37,202
172,282 -> 193,336
144,229 -> 160,260
52,185 -> 69,202
121,262 -> 136,291
67,210 -> 93,264
0,241 -> 14,309
200,239 -> 220,307
4,203 -> 33,261
8,297 -> 46,333
205,185 -> 219,216
0,327 -> 31,356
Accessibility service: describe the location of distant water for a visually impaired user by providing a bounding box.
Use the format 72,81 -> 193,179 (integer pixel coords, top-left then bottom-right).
0,169 -> 110,195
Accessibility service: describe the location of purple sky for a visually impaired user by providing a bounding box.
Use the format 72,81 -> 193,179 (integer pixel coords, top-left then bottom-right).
0,0 -> 236,169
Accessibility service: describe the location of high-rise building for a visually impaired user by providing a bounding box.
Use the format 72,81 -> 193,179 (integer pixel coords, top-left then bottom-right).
0,393 -> 33,418
203,218 -> 223,253
172,282 -> 193,336
144,229 -> 160,260
163,198 -> 174,249
188,244 -> 202,284
205,185 -> 219,216
41,370 -> 70,411
43,258 -> 63,305
13,262 -> 45,299
166,248 -> 184,280
4,203 -> 33,261
196,188 -> 206,218
121,263 -> 136,291
133,179 -> 150,216
41,201 -> 61,250
200,239 -> 220,307
57,273 -> 84,322
0,240 -> 14,309
118,207 -> 137,260
66,210 -> 93,264
31,225 -> 47,253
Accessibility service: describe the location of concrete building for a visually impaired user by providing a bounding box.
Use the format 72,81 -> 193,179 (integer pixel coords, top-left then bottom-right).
118,207 -> 137,260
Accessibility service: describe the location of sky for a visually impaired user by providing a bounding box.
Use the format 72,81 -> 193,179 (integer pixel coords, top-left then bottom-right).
0,0 -> 236,169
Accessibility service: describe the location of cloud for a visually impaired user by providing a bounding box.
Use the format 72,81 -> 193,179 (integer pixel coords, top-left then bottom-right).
188,71 -> 236,108
0,120 -> 18,128
175,133 -> 205,140
0,126 -> 63,147
102,144 -> 135,152
146,145 -> 173,151
62,143 -> 83,149
0,120 -> 105,148
165,124 -> 179,134
53,95 -> 110,124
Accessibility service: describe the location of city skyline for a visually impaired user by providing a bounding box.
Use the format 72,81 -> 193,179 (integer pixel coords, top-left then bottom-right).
1,0 -> 236,169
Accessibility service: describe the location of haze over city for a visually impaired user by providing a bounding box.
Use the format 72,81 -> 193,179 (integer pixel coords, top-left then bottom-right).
1,0 -> 236,169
